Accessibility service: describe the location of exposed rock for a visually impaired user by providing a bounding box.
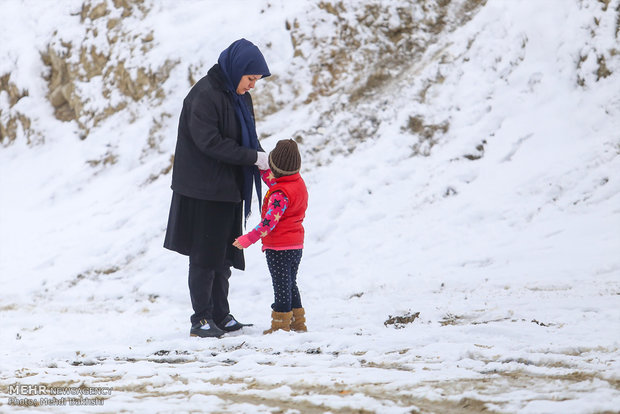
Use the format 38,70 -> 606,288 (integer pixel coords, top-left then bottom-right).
88,2 -> 108,20
288,0 -> 486,105
402,115 -> 450,157
575,3 -> 619,87
41,0 -> 178,137
0,73 -> 28,106
384,311 -> 420,328
113,0 -> 148,18
0,73 -> 35,145
260,0 -> 486,164
597,55 -> 612,80
106,17 -> 120,30
42,45 -> 80,122
0,111 -> 34,145
111,60 -> 177,102
86,149 -> 118,167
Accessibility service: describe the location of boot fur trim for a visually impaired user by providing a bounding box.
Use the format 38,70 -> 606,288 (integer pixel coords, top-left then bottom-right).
291,307 -> 307,332
263,310 -> 293,334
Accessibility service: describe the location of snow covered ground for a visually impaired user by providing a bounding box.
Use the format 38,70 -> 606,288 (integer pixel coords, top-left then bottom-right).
1,0 -> 619,412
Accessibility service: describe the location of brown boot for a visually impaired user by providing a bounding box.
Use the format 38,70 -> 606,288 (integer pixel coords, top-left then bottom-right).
263,311 -> 293,334
291,308 -> 307,332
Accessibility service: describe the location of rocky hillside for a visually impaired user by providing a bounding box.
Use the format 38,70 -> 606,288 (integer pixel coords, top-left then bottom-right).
2,0 -> 617,162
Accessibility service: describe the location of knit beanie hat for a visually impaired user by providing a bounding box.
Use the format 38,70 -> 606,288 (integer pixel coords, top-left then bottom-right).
269,139 -> 301,176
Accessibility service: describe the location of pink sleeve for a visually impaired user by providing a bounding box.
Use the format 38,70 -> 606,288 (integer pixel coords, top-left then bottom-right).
260,169 -> 277,188
235,232 -> 260,248
237,191 -> 288,247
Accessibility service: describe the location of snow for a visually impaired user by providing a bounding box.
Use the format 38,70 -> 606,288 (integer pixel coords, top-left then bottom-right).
1,0 -> 619,412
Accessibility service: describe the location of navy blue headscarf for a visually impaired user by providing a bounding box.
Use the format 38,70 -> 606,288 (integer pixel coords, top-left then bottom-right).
217,39 -> 271,223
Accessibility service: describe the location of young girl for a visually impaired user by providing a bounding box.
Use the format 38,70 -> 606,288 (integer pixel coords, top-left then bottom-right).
233,139 -> 308,334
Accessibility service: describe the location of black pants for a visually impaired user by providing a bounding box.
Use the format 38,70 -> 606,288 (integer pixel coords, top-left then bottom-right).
188,260 -> 230,325
184,200 -> 242,325
265,249 -> 303,313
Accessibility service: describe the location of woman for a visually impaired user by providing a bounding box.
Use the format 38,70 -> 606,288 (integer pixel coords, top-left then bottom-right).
164,39 -> 271,338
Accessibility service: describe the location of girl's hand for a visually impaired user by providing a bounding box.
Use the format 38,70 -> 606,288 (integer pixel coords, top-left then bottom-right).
233,239 -> 244,249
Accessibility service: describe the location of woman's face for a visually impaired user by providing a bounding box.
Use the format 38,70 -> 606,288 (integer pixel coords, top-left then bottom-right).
236,74 -> 262,95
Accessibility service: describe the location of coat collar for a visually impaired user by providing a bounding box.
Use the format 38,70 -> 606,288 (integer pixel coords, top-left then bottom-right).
207,64 -> 229,92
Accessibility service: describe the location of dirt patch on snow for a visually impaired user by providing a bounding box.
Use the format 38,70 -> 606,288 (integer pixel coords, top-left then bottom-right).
5,343 -> 617,413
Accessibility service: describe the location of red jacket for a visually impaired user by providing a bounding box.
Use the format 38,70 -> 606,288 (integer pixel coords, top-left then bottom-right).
261,173 -> 308,249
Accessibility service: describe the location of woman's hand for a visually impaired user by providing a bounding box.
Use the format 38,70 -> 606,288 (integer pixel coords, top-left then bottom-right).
255,151 -> 269,170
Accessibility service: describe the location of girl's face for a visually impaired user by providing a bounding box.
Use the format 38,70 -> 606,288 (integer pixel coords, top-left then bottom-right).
236,74 -> 262,95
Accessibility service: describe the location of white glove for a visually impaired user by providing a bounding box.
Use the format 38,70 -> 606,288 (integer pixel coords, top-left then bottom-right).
255,151 -> 270,170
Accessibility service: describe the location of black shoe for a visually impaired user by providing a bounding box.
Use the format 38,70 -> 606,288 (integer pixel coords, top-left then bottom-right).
217,314 -> 253,332
190,319 -> 225,338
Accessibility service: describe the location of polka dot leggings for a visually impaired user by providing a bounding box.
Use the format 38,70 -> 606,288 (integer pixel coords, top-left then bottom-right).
265,249 -> 303,313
